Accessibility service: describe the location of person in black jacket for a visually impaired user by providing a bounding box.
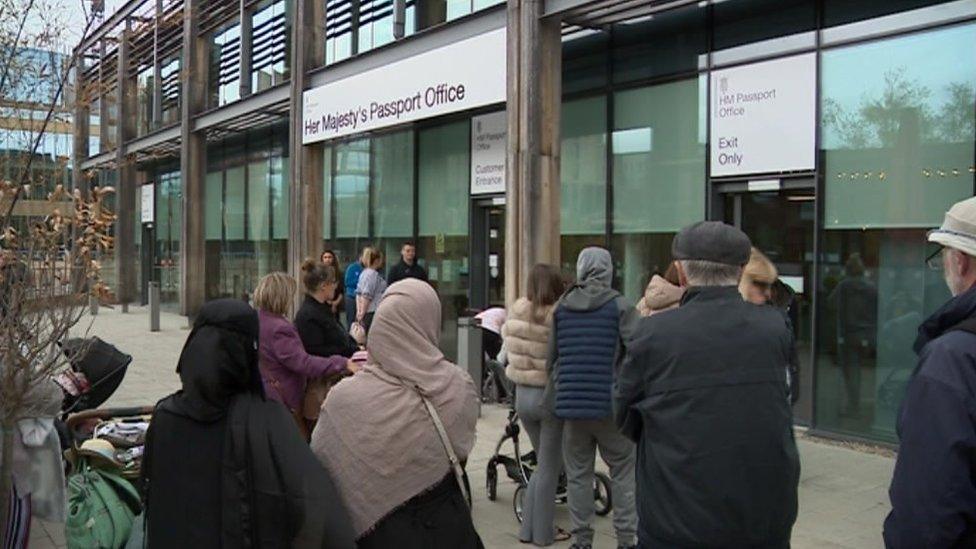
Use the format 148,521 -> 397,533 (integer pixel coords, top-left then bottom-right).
142,298 -> 355,549
296,259 -> 358,359
615,221 -> 800,549
884,196 -> 976,548
387,241 -> 428,286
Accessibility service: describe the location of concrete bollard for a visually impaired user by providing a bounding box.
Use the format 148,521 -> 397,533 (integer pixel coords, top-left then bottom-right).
88,294 -> 99,316
149,281 -> 160,332
457,316 -> 483,416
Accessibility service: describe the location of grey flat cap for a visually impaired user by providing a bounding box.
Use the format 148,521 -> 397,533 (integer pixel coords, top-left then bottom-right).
672,221 -> 752,266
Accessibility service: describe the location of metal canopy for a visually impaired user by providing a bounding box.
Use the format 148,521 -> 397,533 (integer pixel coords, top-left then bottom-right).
549,0 -> 699,28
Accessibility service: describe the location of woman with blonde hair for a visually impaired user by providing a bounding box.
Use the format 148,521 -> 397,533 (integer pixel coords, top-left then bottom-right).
502,264 -> 571,545
311,279 -> 481,547
254,271 -> 353,437
740,247 -> 778,305
355,247 -> 388,334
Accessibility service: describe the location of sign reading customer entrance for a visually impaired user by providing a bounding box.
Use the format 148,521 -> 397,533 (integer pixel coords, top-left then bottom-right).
471,111 -> 507,195
709,53 -> 816,177
302,28 -> 507,144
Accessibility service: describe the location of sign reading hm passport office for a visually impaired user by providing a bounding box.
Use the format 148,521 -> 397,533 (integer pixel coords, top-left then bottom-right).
302,28 -> 507,144
710,53 -> 817,177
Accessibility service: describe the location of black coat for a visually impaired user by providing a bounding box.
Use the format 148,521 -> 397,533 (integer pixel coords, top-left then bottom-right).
387,260 -> 428,286
615,286 -> 800,548
295,295 -> 358,359
884,286 -> 976,548
142,299 -> 355,549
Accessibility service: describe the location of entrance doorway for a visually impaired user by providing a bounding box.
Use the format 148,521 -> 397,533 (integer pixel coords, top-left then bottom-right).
471,198 -> 506,310
714,179 -> 815,424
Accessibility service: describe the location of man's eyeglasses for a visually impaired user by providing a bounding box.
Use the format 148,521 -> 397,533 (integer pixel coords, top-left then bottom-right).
926,245 -> 945,271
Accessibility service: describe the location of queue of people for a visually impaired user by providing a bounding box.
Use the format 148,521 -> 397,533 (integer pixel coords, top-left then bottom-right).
137,193 -> 976,549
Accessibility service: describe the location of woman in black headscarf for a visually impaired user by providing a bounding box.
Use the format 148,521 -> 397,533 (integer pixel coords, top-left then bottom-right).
141,299 -> 355,549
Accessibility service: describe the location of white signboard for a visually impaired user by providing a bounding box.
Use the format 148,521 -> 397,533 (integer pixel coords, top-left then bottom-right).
141,184 -> 154,224
303,28 -> 507,144
471,111 -> 507,195
710,53 -> 816,177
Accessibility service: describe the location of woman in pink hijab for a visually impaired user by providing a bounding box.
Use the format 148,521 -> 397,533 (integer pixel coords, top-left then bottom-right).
311,279 -> 482,548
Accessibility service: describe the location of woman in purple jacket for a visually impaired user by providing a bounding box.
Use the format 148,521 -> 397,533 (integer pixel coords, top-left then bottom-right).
254,272 -> 354,434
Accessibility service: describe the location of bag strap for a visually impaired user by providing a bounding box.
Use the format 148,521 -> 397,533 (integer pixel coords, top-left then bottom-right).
414,385 -> 470,509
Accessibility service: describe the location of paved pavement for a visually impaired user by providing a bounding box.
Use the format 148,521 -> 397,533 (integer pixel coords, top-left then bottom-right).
32,306 -> 895,548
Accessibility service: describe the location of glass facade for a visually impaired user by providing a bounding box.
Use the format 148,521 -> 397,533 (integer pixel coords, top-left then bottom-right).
556,0 -> 973,442
251,0 -> 290,92
205,131 -> 290,301
816,23 -> 976,441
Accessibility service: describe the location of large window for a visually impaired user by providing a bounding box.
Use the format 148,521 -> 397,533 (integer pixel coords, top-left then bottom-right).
372,131 -> 415,260
816,23 -> 976,442
561,96 -> 608,274
136,65 -> 154,136
211,22 -> 242,107
251,0 -> 290,93
418,121 -> 470,360
612,3 -> 707,84
611,77 -> 707,302
155,171 -> 182,308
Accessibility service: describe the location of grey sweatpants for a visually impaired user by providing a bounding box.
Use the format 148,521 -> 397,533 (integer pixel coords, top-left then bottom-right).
563,418 -> 638,547
515,385 -> 564,546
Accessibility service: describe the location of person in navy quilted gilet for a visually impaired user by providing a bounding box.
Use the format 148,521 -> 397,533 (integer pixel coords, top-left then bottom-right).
548,247 -> 639,549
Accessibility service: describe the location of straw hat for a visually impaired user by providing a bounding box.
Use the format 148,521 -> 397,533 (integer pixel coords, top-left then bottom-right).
929,196 -> 976,257
78,438 -> 122,469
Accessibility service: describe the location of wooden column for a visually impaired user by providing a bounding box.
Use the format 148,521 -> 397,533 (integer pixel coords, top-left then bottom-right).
116,24 -> 138,308
288,0 -> 325,285
179,0 -> 210,317
505,0 -> 561,305
71,55 -> 90,195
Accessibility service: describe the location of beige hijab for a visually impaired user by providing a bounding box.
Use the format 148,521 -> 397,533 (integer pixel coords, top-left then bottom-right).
311,278 -> 479,538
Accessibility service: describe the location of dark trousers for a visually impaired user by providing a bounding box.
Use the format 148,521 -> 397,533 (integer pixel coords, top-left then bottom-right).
357,474 -> 483,549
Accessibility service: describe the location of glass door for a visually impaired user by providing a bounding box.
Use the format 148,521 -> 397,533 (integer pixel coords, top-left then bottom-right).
470,198 -> 506,311
717,181 -> 815,424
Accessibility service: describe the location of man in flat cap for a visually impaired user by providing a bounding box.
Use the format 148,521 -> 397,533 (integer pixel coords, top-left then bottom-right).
615,221 -> 800,549
885,196 -> 976,548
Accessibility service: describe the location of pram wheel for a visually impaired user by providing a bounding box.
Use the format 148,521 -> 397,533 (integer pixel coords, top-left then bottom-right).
594,472 -> 613,516
513,484 -> 526,523
486,459 -> 498,501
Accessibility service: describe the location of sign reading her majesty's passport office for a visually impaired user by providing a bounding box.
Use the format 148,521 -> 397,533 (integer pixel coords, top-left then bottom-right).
302,29 -> 507,144
709,53 -> 816,177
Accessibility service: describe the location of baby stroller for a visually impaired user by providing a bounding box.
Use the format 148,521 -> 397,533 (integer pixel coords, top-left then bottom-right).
485,391 -> 612,522
54,337 -> 151,478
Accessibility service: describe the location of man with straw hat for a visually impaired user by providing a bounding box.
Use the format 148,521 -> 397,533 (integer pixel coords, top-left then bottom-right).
885,196 -> 976,548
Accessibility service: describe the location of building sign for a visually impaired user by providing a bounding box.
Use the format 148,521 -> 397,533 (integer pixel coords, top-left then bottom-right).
471,111 -> 507,195
141,184 -> 154,224
302,28 -> 507,144
710,53 -> 816,177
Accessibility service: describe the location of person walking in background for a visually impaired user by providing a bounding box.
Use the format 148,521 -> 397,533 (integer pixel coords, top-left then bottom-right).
254,272 -> 353,438
502,264 -> 571,545
142,299 -> 355,549
884,196 -> 976,548
635,263 -> 683,317
551,248 -> 639,549
387,241 -> 429,286
344,248 -> 366,329
296,259 -> 358,360
616,221 -> 800,548
828,253 -> 878,416
355,248 -> 388,334
311,279 -> 481,548
320,249 -> 346,320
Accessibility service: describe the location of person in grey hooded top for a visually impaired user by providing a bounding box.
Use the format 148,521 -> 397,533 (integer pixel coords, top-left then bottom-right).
548,247 -> 639,549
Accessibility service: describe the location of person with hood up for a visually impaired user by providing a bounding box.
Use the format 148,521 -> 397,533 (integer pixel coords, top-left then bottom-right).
311,279 -> 481,548
615,222 -> 799,548
502,264 -> 569,545
141,298 -> 355,549
884,196 -> 976,547
550,247 -> 639,549
635,263 -> 683,317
